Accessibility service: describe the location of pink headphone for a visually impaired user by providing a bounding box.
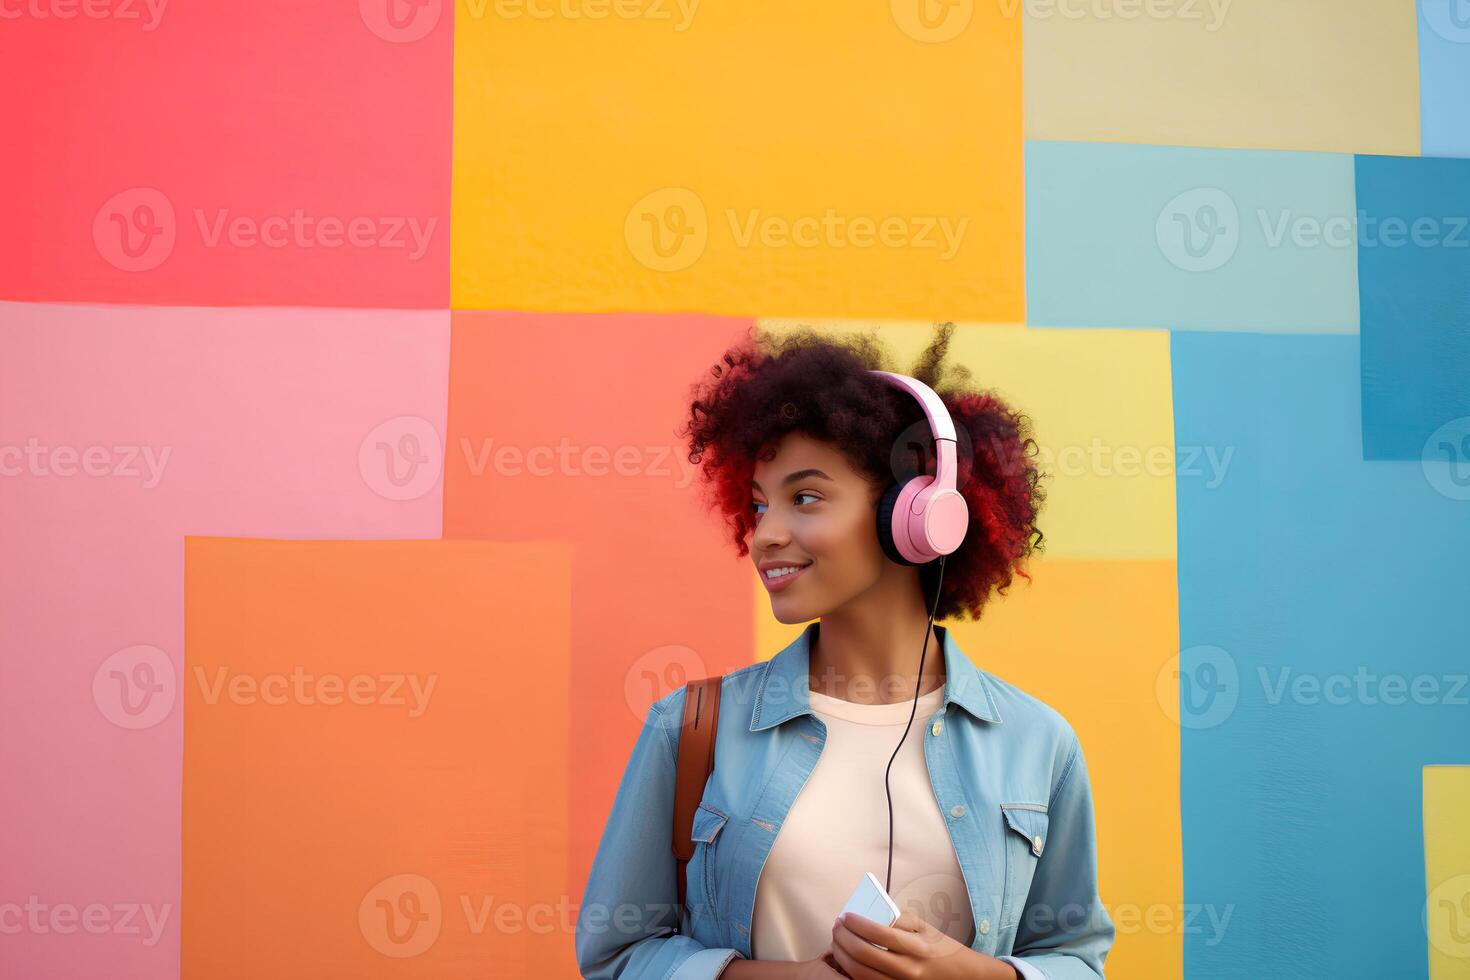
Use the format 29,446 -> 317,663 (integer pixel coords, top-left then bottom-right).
870,370 -> 970,566
869,370 -> 971,896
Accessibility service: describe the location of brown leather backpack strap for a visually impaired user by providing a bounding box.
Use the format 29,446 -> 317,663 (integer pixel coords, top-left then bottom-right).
672,675 -> 723,920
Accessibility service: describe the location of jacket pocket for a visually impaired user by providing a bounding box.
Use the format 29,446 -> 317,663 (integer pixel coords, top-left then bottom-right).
690,801 -> 729,918
999,802 -> 1049,930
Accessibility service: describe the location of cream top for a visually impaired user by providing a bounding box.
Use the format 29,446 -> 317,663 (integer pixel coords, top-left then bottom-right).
749,685 -> 975,961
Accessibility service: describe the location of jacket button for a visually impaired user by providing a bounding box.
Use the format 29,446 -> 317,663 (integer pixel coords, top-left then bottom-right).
978,918 -> 990,935
1033,834 -> 1044,855
930,720 -> 942,736
949,804 -> 965,818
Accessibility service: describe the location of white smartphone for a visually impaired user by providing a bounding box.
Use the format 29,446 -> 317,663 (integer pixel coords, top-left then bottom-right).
839,871 -> 901,929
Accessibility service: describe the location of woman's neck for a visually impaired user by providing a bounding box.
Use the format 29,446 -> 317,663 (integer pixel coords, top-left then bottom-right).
807,611 -> 946,705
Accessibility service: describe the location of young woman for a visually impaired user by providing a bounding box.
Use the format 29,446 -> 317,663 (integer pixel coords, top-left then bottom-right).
576,323 -> 1113,979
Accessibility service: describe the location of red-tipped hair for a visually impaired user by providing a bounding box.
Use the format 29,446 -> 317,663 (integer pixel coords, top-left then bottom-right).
677,322 -> 1047,622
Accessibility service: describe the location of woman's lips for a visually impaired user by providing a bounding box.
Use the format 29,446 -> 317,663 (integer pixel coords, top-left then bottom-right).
761,563 -> 810,593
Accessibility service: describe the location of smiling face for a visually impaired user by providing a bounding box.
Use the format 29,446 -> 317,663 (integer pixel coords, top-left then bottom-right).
748,431 -> 892,624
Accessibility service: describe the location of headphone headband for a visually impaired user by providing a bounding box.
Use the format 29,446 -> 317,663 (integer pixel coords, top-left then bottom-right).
869,370 -> 958,444
868,369 -> 969,564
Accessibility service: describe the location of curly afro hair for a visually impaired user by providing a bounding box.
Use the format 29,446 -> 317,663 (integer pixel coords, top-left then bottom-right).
676,321 -> 1048,623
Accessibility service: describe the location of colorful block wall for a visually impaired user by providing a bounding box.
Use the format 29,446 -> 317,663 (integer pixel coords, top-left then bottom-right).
2,3 -> 1467,979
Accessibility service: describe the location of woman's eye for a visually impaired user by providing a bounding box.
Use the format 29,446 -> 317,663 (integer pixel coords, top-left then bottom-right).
751,493 -> 818,517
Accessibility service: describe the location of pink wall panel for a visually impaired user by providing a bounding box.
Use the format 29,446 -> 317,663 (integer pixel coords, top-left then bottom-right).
0,302 -> 449,980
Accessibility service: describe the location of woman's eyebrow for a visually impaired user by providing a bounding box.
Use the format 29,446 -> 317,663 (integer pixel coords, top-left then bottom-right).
751,468 -> 834,492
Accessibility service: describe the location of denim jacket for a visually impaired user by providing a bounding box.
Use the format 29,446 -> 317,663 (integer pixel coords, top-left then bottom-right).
575,622 -> 1114,979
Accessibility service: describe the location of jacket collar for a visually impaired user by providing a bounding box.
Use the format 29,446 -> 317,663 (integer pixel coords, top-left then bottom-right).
748,620 -> 1002,731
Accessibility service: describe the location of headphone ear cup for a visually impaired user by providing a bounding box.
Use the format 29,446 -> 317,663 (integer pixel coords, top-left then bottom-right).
876,482 -> 919,566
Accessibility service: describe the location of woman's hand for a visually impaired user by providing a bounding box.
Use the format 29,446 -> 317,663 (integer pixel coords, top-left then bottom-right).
722,952 -> 846,979
827,911 -> 1020,980
797,951 -> 848,979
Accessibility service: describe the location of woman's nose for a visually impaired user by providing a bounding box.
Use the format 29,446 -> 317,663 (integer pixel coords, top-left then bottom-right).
751,512 -> 789,549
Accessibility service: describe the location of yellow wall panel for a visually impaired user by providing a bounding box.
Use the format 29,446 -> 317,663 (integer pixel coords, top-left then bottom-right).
452,2 -> 1023,319
757,557 -> 1182,979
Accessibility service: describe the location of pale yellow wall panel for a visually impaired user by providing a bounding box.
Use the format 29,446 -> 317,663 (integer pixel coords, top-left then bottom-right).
1425,766 -> 1470,978
1023,0 -> 1420,154
757,319 -> 1177,560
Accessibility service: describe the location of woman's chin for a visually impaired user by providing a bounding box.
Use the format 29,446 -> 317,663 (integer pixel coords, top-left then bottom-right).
768,599 -> 811,626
